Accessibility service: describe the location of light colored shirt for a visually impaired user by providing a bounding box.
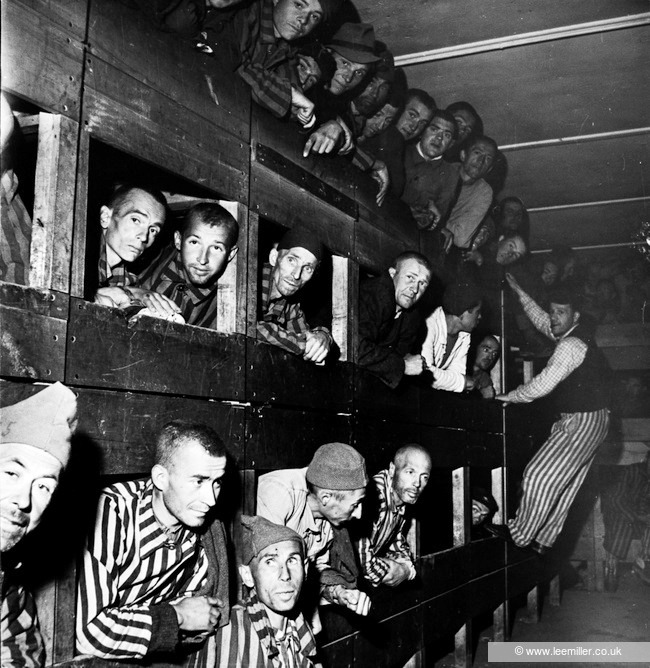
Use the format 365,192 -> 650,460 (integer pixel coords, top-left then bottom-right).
421,306 -> 470,393
445,178 -> 493,249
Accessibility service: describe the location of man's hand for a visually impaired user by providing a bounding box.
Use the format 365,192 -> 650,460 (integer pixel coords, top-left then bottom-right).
94,287 -> 133,308
171,595 -> 223,633
128,287 -> 181,317
303,330 -> 331,364
495,394 -> 511,406
381,559 -> 412,587
440,227 -> 454,253
462,250 -> 483,266
403,353 -> 425,376
330,586 -> 371,616
464,376 -> 476,392
505,272 -> 523,295
336,117 -> 355,155
370,161 -> 389,207
303,120 -> 344,157
290,87 -> 315,128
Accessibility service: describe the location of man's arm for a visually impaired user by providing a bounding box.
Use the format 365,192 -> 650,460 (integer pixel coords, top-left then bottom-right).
431,335 -> 470,393
497,337 -> 587,404
1,582 -> 45,668
75,494 -> 180,659
505,273 -> 553,340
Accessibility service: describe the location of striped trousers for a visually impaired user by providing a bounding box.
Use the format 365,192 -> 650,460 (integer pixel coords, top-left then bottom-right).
508,408 -> 610,549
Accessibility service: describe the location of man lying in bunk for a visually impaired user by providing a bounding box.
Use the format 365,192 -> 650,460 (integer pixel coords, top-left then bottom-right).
257,442 -> 371,627
215,515 -> 322,666
358,251 -> 432,388
356,444 -> 431,588
420,280 -> 483,393
135,202 -> 239,328
257,225 -> 333,365
1,383 -> 77,668
76,421 -> 230,663
235,0 -> 341,127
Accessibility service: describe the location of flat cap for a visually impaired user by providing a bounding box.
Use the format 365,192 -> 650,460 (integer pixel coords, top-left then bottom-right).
241,515 -> 304,564
306,442 -> 368,490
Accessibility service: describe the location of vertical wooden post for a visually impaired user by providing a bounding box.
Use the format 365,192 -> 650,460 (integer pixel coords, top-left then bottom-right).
246,211 -> 260,339
491,466 -> 505,525
331,256 -> 358,362
549,574 -> 561,606
452,466 -> 470,547
30,113 -> 79,292
493,603 -> 507,641
454,621 -> 472,668
217,201 -> 247,333
70,126 -> 89,297
526,586 -> 540,623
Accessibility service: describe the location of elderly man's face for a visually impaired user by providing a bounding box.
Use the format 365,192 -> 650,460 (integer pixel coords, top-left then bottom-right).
390,449 -> 431,506
362,103 -> 399,139
541,261 -> 559,286
272,0 -> 323,41
100,188 -> 165,264
496,237 -> 526,266
318,488 -> 365,527
175,219 -> 237,287
460,140 -> 496,183
243,540 -> 305,614
328,51 -> 369,95
418,117 -> 456,160
389,258 -> 431,312
269,246 -> 317,298
396,98 -> 433,142
354,76 -> 390,117
475,337 -> 499,371
0,443 -> 62,552
153,440 -> 226,529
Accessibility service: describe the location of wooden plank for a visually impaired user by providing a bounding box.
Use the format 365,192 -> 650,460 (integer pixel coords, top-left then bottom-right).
30,113 -> 79,292
245,211 -> 260,339
0,283 -> 68,319
250,161 -> 355,259
356,192 -> 418,250
468,539 -> 505,581
1,1 -> 84,119
418,549 -> 470,598
244,406 -> 352,469
331,256 -> 357,363
66,299 -> 245,400
12,0 -> 89,39
71,127 -> 90,298
354,214 -> 415,274
353,417 -> 421,475
75,387 -> 246,474
320,634 -> 355,668
467,570 -> 507,615
420,389 -> 504,432
452,466 -> 470,547
493,602 -> 507,642
492,466 -> 505,525
466,431 -> 504,468
245,338 -> 353,412
83,58 -> 248,204
419,426 -> 468,468
506,559 -> 543,598
420,588 -> 468,641
87,0 -> 250,141
0,305 -> 66,380
454,621 -> 472,668
354,366 -> 420,423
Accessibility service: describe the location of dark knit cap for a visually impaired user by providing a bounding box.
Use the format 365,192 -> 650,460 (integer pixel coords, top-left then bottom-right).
277,226 -> 323,264
241,515 -> 304,564
442,281 -> 483,317
472,487 -> 498,515
306,443 -> 368,490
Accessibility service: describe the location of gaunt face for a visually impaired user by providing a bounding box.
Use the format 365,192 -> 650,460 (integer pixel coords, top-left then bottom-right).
272,0 -> 323,41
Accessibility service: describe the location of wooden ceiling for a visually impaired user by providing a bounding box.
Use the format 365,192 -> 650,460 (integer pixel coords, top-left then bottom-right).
352,0 -> 650,254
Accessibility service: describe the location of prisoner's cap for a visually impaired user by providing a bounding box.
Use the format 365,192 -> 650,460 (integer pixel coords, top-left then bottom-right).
0,382 -> 77,468
328,23 -> 381,65
277,226 -> 323,264
306,443 -> 368,490
442,281 -> 483,317
241,515 -> 304,565
472,487 -> 498,515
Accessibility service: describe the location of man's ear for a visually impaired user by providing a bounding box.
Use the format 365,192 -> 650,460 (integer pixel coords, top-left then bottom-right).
269,247 -> 279,267
388,267 -> 397,281
573,311 -> 580,325
227,246 -> 239,263
318,489 -> 332,506
459,149 -> 467,163
151,464 -> 169,493
99,205 -> 113,230
174,230 -> 182,252
239,564 -> 255,588
388,462 -> 396,478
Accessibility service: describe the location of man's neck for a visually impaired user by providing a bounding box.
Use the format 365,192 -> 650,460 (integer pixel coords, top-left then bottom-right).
416,143 -> 442,162
306,493 -> 324,520
263,603 -> 289,632
445,312 -> 461,336
390,486 -> 405,510
151,487 -> 182,531
104,239 -> 124,271
459,169 -> 476,185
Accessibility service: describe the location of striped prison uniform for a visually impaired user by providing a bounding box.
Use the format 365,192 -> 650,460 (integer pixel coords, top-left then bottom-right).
357,469 -> 416,586
0,169 -> 31,286
138,245 -> 221,329
502,289 -> 610,549
1,562 -> 44,668
76,479 -> 226,663
215,590 -> 321,668
602,461 -> 650,561
98,235 -> 138,288
235,0 -> 298,119
257,263 -> 332,357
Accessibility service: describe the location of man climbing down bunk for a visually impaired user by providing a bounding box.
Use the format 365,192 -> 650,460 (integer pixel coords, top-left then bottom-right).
491,274 -> 611,554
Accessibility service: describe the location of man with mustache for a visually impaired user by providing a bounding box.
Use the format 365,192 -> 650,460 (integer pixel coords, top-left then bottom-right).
136,203 -> 239,329
1,382 -> 77,668
257,226 -> 332,364
215,515 -> 321,666
76,421 -> 230,662
358,252 -> 432,388
357,444 -> 432,587
401,110 -> 461,231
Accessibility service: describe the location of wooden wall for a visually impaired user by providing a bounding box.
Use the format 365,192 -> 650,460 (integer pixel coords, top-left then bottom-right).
1,1 -> 550,666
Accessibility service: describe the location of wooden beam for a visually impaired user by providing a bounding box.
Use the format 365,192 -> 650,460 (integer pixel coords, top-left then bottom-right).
529,195 -> 650,213
452,466 -> 470,547
331,256 -> 358,363
501,126 -> 650,152
70,127 -> 89,298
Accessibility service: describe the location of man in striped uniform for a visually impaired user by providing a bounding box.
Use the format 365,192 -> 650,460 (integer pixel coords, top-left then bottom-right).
216,515 -> 321,667
257,226 -> 333,365
137,202 -> 239,329
493,274 -> 611,554
76,421 -> 230,664
357,444 -> 432,587
1,382 -> 77,668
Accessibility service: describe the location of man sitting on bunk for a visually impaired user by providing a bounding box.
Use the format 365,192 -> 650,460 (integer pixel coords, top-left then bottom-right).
137,202 -> 239,329
257,225 -> 333,365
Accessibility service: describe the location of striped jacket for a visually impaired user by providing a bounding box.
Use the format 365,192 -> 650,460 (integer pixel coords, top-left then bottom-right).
98,234 -> 138,288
